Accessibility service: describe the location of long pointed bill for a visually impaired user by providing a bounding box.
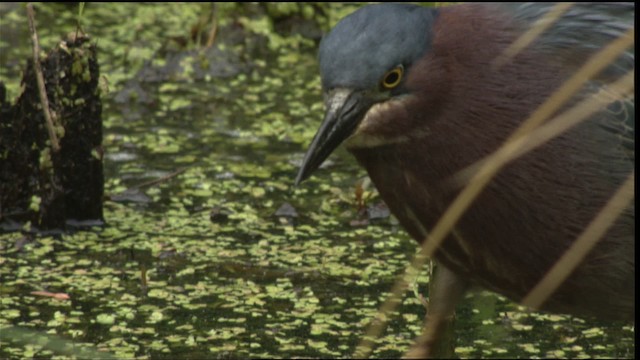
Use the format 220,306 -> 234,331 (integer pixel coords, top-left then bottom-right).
295,88 -> 375,185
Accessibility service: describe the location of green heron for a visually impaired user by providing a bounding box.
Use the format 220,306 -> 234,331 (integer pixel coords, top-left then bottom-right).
295,2 -> 634,357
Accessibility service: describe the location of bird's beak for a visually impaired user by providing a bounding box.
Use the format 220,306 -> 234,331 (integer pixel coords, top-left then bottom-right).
295,88 -> 375,185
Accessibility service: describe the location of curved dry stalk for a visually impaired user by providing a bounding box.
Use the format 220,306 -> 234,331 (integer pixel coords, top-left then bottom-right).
522,172 -> 635,309
26,3 -> 60,153
353,250 -> 429,358
492,2 -> 574,69
454,26 -> 635,186
488,70 -> 634,171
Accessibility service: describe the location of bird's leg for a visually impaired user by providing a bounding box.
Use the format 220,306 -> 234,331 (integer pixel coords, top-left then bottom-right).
405,264 -> 469,359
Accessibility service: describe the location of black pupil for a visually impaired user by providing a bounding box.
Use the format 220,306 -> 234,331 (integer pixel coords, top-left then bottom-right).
385,71 -> 399,85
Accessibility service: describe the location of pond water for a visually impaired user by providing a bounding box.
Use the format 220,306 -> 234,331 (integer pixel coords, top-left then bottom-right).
0,3 -> 634,359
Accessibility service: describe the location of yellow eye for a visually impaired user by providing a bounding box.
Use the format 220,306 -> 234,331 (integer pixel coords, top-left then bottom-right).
381,65 -> 404,89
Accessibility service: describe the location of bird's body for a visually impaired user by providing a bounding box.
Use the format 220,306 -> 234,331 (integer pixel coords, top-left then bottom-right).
346,3 -> 635,321
296,2 -> 634,356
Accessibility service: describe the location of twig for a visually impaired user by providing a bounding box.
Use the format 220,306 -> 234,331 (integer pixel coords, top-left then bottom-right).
26,3 -> 60,153
206,3 -> 218,48
134,167 -> 188,189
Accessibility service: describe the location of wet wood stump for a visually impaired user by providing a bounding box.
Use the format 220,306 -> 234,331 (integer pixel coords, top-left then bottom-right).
0,32 -> 103,231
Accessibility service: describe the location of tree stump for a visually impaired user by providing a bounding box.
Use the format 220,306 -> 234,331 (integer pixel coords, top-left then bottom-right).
0,32 -> 104,232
